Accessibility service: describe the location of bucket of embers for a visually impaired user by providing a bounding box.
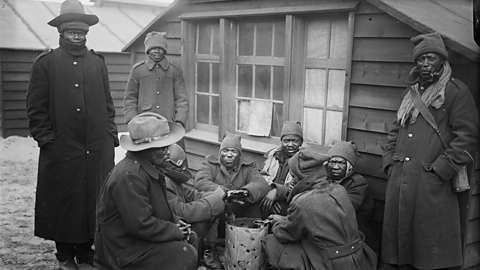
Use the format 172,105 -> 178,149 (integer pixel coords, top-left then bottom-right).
225,218 -> 269,270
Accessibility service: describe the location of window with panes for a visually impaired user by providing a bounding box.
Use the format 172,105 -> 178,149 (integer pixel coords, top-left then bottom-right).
191,14 -> 351,146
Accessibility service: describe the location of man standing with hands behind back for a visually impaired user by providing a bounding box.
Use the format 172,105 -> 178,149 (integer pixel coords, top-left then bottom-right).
26,0 -> 118,269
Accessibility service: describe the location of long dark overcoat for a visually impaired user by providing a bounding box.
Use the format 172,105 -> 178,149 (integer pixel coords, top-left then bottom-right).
94,152 -> 197,270
264,169 -> 378,270
26,46 -> 118,243
381,77 -> 480,268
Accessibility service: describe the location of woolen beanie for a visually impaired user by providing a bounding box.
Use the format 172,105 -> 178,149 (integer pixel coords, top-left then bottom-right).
411,32 -> 448,62
288,148 -> 329,179
281,121 -> 303,140
59,21 -> 89,33
328,140 -> 358,167
220,132 -> 242,155
144,31 -> 168,54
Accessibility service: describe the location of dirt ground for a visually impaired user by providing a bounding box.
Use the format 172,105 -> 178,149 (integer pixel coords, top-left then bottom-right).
0,136 -> 56,269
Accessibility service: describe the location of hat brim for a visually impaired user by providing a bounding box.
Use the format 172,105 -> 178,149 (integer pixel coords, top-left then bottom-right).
120,122 -> 185,152
48,13 -> 99,27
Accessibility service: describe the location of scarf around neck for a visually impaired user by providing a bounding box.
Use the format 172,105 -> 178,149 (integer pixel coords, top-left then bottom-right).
397,61 -> 452,127
59,37 -> 87,56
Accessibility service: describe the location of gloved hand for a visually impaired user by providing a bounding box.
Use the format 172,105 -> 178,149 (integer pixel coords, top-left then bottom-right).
225,189 -> 249,205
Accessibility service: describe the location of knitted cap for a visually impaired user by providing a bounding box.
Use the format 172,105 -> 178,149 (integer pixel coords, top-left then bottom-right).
288,148 -> 329,179
411,32 -> 448,62
281,121 -> 303,140
59,21 -> 89,33
328,140 -> 358,167
144,31 -> 168,54
220,132 -> 242,154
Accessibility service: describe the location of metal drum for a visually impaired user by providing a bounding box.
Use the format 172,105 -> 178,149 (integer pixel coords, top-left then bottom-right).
224,218 -> 268,270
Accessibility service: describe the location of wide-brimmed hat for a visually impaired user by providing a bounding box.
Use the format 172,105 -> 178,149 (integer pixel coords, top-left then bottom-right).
48,0 -> 99,28
120,113 -> 185,152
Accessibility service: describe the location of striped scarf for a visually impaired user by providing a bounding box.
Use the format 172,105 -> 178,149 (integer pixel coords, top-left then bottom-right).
397,61 -> 452,127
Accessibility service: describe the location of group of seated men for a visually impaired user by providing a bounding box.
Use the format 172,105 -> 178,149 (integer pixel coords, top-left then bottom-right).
94,112 -> 379,270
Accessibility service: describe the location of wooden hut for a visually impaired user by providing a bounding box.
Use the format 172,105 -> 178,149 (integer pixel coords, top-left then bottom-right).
123,0 -> 480,268
0,0 -> 166,137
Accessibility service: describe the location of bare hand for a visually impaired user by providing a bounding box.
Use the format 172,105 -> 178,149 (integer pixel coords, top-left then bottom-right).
260,188 -> 277,211
267,214 -> 283,226
176,220 -> 192,241
272,201 -> 282,214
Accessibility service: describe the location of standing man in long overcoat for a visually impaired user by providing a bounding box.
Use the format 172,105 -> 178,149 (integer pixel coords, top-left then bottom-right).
26,0 -> 118,269
381,32 -> 480,269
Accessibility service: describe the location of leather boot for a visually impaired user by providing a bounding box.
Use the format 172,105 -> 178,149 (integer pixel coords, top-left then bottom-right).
203,248 -> 224,270
58,257 -> 78,270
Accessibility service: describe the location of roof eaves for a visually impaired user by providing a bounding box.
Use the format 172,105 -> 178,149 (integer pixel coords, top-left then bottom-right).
122,0 -> 184,52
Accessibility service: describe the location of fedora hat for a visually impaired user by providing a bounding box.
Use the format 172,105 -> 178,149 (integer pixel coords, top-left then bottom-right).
120,113 -> 185,152
48,0 -> 99,28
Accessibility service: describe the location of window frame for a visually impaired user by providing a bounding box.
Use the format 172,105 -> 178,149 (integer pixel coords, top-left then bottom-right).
181,8 -> 356,146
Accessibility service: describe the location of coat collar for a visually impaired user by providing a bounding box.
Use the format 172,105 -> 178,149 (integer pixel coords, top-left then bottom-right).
145,56 -> 170,71
288,169 -> 328,202
126,151 -> 161,179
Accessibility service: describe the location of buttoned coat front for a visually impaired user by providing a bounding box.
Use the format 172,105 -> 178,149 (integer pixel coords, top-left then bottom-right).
194,155 -> 270,203
381,77 -> 480,268
26,46 -> 118,243
94,152 -> 197,270
123,57 -> 188,125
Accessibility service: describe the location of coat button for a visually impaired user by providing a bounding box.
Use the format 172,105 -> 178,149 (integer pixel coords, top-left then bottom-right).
420,87 -> 424,90
408,133 -> 413,138
76,108 -> 80,112
75,84 -> 79,87
405,157 -> 410,162
156,105 -> 160,109
157,92 -> 159,94
183,247 -> 187,252
87,151 -> 90,154
73,61 -> 78,65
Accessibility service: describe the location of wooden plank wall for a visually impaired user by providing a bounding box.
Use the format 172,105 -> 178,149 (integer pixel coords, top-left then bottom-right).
0,48 -> 131,137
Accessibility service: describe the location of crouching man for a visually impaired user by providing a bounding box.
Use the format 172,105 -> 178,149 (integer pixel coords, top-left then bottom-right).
264,148 -> 378,270
94,113 -> 198,270
194,133 -> 270,269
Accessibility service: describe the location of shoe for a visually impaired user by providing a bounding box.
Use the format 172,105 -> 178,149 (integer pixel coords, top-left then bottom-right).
58,258 -> 78,270
203,249 -> 224,270
76,254 -> 97,270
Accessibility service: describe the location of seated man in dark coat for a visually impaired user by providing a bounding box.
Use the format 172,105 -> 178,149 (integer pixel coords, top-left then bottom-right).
264,148 -> 378,270
95,113 -> 198,270
326,140 -> 380,254
194,133 -> 270,269
163,143 -> 226,265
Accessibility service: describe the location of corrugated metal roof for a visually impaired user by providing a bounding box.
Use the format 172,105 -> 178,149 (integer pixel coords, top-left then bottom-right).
1,0 -> 164,52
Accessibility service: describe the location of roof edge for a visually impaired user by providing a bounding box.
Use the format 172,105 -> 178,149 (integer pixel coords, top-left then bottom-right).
366,0 -> 480,62
122,0 -> 183,52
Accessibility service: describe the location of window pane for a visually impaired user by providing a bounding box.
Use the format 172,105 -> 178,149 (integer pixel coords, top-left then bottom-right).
197,95 -> 210,124
212,96 -> 219,126
303,108 -> 323,144
238,65 -> 253,98
330,19 -> 348,59
304,69 -> 326,106
272,66 -> 284,101
212,23 -> 220,55
306,20 -> 330,59
239,22 -> 254,56
325,110 -> 343,146
273,21 -> 285,57
237,100 -> 251,132
255,65 -> 271,100
256,22 -> 273,56
327,70 -> 346,108
212,63 -> 219,94
271,103 -> 284,137
197,63 -> 210,93
198,24 -> 212,54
